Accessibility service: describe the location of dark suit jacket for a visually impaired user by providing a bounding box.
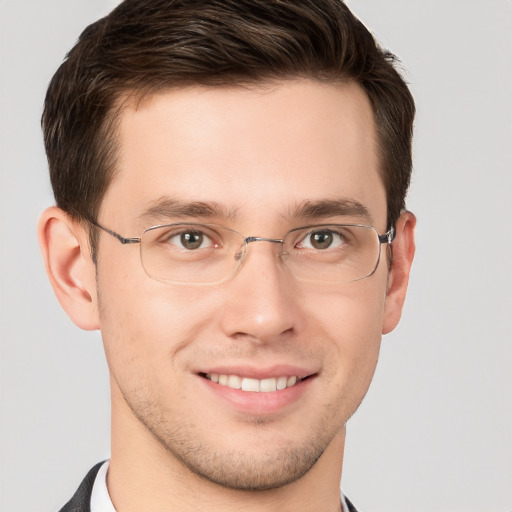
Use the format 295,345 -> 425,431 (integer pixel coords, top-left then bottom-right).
58,462 -> 358,512
58,462 -> 103,512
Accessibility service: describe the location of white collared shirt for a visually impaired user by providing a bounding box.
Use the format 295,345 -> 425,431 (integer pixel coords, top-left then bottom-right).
90,459 -> 353,512
90,461 -> 116,512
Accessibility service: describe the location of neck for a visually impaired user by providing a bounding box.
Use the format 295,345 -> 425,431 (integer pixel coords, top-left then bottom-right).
108,391 -> 345,512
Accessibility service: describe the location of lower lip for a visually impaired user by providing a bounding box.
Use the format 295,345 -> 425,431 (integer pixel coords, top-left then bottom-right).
199,375 -> 313,415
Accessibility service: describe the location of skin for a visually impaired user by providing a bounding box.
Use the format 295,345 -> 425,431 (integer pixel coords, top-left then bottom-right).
39,79 -> 415,512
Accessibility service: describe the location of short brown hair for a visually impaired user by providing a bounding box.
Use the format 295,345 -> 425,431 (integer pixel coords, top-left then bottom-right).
42,0 -> 415,253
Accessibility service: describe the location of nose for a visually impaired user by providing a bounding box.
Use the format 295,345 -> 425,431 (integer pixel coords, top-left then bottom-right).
218,240 -> 302,343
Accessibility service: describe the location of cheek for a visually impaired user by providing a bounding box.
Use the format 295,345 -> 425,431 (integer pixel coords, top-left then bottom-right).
311,278 -> 386,341
96,265 -> 218,386
309,281 -> 386,391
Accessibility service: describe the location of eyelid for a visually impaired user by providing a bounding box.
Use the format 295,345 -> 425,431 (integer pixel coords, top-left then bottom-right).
164,225 -> 213,239
149,223 -> 231,250
297,227 -> 344,244
151,223 -> 216,235
287,224 -> 345,237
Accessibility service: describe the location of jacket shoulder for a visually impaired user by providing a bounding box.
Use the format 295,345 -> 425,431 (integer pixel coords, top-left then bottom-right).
344,494 -> 359,512
58,462 -> 105,512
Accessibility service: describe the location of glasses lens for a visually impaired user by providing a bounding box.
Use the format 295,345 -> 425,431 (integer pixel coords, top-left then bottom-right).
140,223 -> 383,285
283,224 -> 382,283
141,223 -> 244,285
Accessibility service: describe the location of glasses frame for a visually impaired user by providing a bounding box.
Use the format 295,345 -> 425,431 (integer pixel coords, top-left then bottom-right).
87,218 -> 396,284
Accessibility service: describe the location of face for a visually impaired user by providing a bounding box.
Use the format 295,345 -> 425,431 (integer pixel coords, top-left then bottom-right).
95,80 -> 392,489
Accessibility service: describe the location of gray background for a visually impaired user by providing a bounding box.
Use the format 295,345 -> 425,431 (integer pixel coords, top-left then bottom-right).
0,1 -> 510,511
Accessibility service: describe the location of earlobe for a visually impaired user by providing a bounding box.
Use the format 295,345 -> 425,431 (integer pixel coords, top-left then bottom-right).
38,206 -> 100,330
382,211 -> 416,334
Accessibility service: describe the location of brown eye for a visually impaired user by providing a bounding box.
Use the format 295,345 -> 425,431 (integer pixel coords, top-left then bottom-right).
295,228 -> 346,251
309,230 -> 334,249
160,228 -> 214,251
179,231 -> 204,250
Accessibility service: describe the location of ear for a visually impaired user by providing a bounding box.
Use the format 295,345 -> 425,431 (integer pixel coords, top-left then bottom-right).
382,211 -> 416,334
38,206 -> 100,330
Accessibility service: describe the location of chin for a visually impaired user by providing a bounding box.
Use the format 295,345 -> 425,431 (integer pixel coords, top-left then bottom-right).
173,443 -> 325,491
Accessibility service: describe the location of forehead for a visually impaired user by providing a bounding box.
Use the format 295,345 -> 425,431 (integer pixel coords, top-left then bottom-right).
101,79 -> 386,229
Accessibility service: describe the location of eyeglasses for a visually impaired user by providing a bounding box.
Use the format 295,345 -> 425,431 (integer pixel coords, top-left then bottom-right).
89,220 -> 395,286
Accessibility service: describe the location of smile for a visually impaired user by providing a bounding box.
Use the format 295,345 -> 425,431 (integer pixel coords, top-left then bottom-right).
204,373 -> 301,392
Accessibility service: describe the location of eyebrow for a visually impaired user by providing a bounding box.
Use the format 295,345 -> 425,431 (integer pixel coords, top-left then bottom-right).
138,197 -> 236,223
137,196 -> 372,225
290,198 -> 372,222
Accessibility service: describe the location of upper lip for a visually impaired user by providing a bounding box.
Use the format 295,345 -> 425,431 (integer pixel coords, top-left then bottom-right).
196,364 -> 317,380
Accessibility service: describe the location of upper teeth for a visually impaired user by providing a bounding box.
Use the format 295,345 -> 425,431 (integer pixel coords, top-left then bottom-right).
206,374 -> 298,392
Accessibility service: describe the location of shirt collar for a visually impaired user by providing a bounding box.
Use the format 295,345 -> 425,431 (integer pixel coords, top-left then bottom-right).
90,460 -> 116,512
90,459 -> 355,512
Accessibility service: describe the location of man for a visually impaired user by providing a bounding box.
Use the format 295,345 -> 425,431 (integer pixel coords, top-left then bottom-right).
38,0 -> 416,510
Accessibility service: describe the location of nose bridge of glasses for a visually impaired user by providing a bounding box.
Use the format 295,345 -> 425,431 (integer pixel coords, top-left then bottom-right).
244,236 -> 285,245
234,236 -> 285,262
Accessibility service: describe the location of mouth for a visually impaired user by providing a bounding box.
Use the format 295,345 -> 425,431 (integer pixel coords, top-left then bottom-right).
196,365 -> 317,414
200,373 -> 304,392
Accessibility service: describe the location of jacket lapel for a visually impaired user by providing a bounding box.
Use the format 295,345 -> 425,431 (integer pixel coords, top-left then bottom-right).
58,462 -> 104,512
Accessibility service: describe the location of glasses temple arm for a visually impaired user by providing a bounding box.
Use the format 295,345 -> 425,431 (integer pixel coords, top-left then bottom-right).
87,218 -> 141,245
378,226 -> 396,244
